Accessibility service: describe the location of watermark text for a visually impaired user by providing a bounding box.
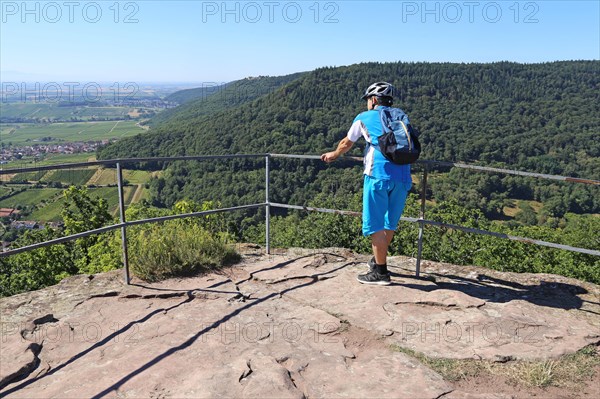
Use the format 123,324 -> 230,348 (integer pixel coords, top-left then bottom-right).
201,1 -> 340,23
1,1 -> 140,23
1,81 -> 139,103
401,1 -> 540,23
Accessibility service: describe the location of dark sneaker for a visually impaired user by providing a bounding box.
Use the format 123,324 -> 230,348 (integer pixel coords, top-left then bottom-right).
367,257 -> 376,272
357,270 -> 391,286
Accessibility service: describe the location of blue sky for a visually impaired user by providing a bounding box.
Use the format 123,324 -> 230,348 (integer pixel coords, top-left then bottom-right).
1,0 -> 599,83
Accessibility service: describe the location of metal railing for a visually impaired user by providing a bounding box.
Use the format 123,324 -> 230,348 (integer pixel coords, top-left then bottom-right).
1,154 -> 599,283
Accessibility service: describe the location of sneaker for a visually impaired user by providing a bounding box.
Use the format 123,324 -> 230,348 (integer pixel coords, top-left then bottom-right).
367,257 -> 376,272
357,270 -> 391,286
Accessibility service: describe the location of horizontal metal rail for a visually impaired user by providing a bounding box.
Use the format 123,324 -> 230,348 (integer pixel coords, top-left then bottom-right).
1,223 -> 127,257
270,202 -> 361,217
124,203 -> 265,227
4,153 -> 598,186
0,154 -> 267,175
0,203 -> 265,258
270,153 -> 365,163
421,219 -> 600,257
2,154 -> 598,274
271,202 -> 422,222
418,160 -> 600,186
269,154 -> 600,186
269,203 -> 600,257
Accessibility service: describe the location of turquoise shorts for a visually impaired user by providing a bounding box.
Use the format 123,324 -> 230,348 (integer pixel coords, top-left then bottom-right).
362,175 -> 411,236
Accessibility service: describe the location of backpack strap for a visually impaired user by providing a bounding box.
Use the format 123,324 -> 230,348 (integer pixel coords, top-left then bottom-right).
399,119 -> 413,150
367,107 -> 392,154
379,108 -> 393,134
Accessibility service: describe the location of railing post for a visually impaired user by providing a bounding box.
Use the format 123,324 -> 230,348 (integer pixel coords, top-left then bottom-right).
416,165 -> 428,277
117,163 -> 130,284
265,155 -> 271,254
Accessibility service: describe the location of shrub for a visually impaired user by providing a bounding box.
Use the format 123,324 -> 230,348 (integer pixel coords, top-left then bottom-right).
128,220 -> 240,282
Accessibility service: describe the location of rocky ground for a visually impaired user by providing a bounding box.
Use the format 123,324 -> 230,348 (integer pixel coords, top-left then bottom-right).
1,245 -> 599,398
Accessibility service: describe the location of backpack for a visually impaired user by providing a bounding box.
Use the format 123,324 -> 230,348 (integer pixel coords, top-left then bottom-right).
375,107 -> 421,165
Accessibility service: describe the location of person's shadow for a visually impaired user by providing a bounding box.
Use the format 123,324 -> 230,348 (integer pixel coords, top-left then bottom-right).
389,267 -> 597,315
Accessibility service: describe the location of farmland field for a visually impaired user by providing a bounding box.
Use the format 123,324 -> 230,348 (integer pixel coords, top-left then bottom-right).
88,168 -> 117,185
1,157 -> 157,223
0,103 -> 138,121
27,197 -> 65,222
2,153 -> 96,171
75,168 -> 154,186
36,153 -> 95,166
9,171 -> 48,182
28,186 -> 137,221
0,120 -> 145,145
0,188 -> 62,208
44,169 -> 96,185
123,170 -> 154,184
0,186 -> 13,197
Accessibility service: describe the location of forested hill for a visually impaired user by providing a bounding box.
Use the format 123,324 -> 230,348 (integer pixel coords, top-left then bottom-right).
98,61 -> 599,216
101,61 -> 598,175
150,72 -> 307,126
165,82 -> 231,104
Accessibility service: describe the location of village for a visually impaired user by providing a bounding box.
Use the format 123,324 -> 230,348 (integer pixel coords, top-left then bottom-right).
0,207 -> 63,251
0,140 -> 113,164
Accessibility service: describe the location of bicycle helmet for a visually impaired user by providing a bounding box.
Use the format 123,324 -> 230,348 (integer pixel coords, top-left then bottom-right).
361,81 -> 395,99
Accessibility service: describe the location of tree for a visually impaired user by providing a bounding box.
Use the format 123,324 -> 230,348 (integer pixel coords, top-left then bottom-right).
61,186 -> 116,272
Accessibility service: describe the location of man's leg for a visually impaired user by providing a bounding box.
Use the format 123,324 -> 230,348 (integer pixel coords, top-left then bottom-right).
372,229 -> 395,265
359,176 -> 392,285
359,230 -> 392,285
377,180 -> 411,266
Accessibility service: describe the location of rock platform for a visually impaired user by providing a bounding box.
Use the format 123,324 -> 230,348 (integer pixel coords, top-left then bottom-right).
1,246 -> 599,398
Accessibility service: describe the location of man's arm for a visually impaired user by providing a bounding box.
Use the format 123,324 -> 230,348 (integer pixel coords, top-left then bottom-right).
321,137 -> 354,163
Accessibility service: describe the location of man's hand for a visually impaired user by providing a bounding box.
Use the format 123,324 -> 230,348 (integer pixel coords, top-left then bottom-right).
321,137 -> 354,163
321,151 -> 339,163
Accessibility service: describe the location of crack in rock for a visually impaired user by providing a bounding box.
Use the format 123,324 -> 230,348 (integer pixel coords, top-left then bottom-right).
301,254 -> 328,268
72,291 -> 120,309
0,342 -> 43,390
265,275 -> 317,285
33,314 -> 59,325
228,286 -> 252,303
276,355 -> 289,364
285,369 -> 307,399
268,274 -> 336,285
121,292 -> 189,300
20,314 -> 59,341
435,389 -> 456,399
276,356 -> 308,399
252,259 -> 351,286
227,278 -> 255,303
390,300 -> 485,309
238,360 -> 253,383
89,291 -> 120,299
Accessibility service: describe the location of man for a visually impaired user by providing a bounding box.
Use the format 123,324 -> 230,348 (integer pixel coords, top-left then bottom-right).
321,82 -> 412,285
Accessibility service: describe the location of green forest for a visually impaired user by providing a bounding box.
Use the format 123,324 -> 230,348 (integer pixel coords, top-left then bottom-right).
151,72 -> 307,126
98,61 -> 599,219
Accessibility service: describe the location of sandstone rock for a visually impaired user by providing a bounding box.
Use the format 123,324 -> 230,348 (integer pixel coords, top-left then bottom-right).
1,249 -> 598,398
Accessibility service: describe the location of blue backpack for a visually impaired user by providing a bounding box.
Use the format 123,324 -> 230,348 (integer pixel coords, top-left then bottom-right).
376,107 -> 421,165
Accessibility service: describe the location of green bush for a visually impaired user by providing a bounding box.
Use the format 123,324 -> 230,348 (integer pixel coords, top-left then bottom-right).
128,221 -> 240,282
0,228 -> 76,297
0,194 -> 241,297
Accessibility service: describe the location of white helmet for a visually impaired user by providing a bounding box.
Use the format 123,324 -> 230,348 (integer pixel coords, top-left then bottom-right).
361,81 -> 395,100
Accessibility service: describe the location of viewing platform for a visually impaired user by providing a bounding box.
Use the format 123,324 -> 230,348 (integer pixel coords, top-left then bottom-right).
2,246 -> 599,398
